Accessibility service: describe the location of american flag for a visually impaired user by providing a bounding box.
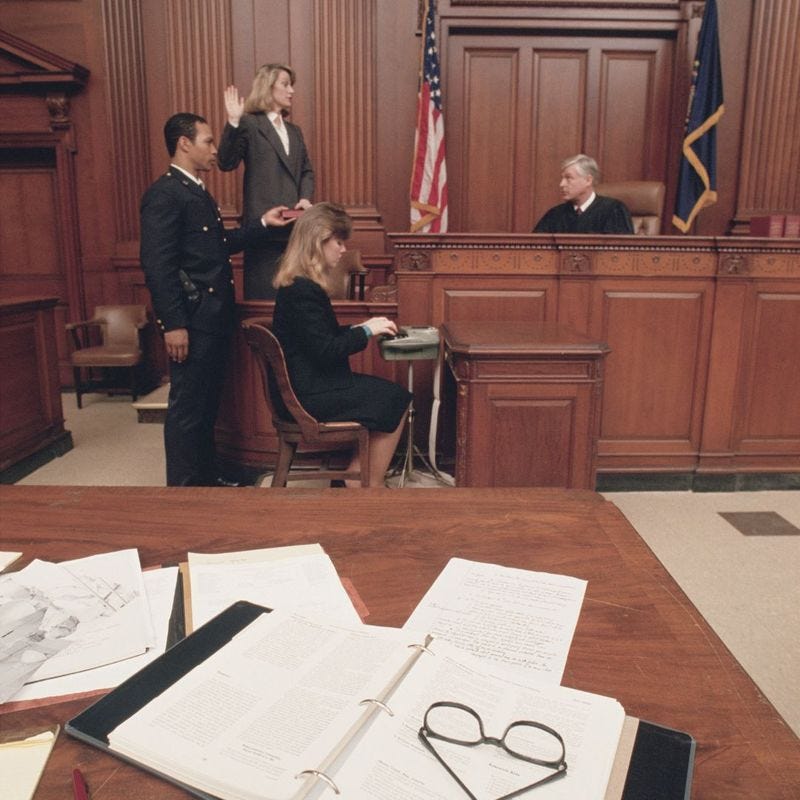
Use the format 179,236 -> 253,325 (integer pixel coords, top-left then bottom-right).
410,0 -> 448,233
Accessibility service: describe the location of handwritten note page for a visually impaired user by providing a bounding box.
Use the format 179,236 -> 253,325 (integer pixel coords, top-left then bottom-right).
403,558 -> 586,683
189,553 -> 362,629
330,642 -> 624,800
108,612 -> 423,800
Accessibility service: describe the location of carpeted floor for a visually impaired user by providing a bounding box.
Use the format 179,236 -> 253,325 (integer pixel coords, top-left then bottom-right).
16,392 -> 800,737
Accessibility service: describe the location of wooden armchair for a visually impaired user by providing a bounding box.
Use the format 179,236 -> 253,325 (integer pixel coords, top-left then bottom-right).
66,304 -> 149,409
241,318 -> 369,487
596,181 -> 666,235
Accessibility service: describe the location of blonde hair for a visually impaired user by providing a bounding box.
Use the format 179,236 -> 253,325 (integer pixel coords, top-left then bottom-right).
273,203 -> 352,294
243,63 -> 295,115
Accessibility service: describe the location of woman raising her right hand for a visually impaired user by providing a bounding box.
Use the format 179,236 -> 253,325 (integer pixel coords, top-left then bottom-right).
218,64 -> 314,300
272,203 -> 411,487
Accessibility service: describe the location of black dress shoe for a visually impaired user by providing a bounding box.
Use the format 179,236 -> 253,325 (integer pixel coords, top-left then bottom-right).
330,479 -> 347,488
215,476 -> 242,488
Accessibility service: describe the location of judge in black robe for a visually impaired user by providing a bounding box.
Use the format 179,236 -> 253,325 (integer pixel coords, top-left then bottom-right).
533,153 -> 634,235
534,195 -> 634,234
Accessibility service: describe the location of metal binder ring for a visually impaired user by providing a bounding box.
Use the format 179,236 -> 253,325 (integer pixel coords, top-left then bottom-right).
359,698 -> 394,716
295,770 -> 340,795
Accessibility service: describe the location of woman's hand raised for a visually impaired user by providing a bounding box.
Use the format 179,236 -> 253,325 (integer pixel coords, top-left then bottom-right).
224,85 -> 244,126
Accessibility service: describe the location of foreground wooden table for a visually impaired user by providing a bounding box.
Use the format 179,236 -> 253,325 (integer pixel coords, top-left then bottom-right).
1,486 -> 798,799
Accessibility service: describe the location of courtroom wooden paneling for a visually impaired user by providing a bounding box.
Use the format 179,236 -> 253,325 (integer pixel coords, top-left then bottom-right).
445,28 -> 676,231
589,278 -> 715,470
731,0 -> 800,233
0,297 -> 71,474
389,233 -> 800,479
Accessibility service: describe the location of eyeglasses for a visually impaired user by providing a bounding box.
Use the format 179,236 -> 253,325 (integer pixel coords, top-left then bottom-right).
418,701 -> 568,800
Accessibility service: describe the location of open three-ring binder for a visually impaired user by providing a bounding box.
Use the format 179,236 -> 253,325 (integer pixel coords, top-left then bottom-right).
66,602 -> 693,800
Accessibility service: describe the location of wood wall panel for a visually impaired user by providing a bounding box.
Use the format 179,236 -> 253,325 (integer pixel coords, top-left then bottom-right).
0,297 -> 69,473
596,287 -> 709,450
737,289 -> 800,443
733,0 -> 800,230
101,0 -> 151,252
313,0 -> 376,206
489,394 -> 575,487
441,285 -> 551,322
447,30 -> 676,232
390,234 -> 799,476
532,51 -> 586,221
460,48 -> 518,231
165,0 -> 234,209
598,51 -> 656,180
0,167 -> 59,277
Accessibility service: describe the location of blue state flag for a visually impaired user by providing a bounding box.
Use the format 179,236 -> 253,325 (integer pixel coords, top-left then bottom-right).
672,0 -> 724,232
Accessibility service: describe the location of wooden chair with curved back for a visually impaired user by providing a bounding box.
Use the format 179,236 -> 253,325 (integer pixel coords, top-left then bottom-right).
241,318 -> 370,487
596,181 -> 666,235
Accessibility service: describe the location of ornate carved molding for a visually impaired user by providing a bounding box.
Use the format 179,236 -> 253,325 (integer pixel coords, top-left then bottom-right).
561,251 -> 593,274
45,93 -> 70,127
398,250 -> 432,271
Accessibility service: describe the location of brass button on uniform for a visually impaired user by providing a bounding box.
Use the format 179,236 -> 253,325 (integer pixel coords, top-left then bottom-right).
208,287 -> 215,294
202,225 -> 209,232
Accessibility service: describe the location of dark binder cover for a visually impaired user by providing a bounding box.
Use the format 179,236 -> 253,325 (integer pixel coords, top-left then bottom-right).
66,601 -> 270,800
621,719 -> 695,800
66,600 -> 694,800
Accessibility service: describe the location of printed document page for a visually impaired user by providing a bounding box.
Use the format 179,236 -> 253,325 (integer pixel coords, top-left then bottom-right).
108,611 -> 424,800
189,553 -> 362,628
330,641 -> 624,800
404,558 -> 586,683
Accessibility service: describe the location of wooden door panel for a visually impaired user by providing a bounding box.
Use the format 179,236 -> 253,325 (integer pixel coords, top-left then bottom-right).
531,51 -> 587,226
595,284 -> 712,453
488,396 -> 575,487
0,167 -> 61,278
441,287 -> 550,323
446,31 -> 675,231
460,49 -> 519,232
737,289 -> 800,445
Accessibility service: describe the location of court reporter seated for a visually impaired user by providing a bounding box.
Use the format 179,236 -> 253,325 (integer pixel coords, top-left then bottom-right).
271,202 -> 411,487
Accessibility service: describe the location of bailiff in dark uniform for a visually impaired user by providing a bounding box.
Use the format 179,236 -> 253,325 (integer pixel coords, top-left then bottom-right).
140,112 -> 287,486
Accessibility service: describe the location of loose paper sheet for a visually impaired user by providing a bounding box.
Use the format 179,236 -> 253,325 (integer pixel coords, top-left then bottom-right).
0,549 -> 153,702
7,567 -> 178,704
403,558 -> 586,683
189,553 -> 362,629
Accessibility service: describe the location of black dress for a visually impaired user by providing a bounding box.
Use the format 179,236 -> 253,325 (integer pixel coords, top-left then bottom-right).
533,195 -> 634,234
272,277 -> 411,432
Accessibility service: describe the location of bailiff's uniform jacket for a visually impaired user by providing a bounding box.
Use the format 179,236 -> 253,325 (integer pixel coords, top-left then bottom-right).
140,168 -> 277,486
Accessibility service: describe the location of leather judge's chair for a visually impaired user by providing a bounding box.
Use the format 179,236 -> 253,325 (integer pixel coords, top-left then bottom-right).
66,305 -> 150,409
596,181 -> 666,235
242,318 -> 369,487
